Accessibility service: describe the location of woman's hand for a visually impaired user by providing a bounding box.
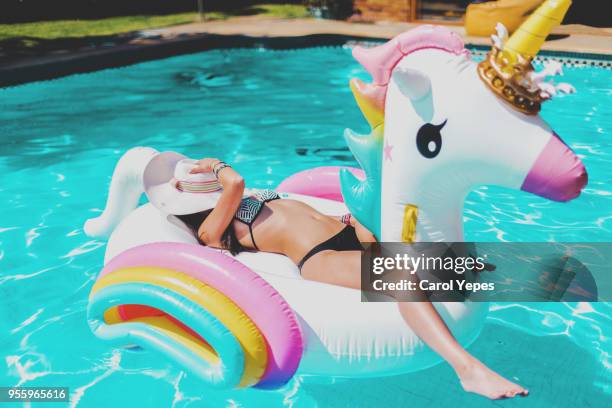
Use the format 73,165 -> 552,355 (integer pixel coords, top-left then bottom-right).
190,158 -> 221,174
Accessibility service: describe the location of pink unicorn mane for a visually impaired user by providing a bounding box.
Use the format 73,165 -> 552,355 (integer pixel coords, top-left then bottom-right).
351,25 -> 468,120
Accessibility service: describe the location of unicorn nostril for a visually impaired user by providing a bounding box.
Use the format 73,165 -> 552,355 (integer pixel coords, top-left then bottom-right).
564,165 -> 588,201
521,134 -> 588,202
579,166 -> 587,184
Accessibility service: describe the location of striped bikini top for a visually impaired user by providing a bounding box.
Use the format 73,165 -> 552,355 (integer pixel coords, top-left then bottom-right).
234,189 -> 281,225
233,190 -> 281,250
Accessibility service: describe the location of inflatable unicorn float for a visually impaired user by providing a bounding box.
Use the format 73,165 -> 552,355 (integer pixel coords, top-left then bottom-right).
85,0 -> 586,389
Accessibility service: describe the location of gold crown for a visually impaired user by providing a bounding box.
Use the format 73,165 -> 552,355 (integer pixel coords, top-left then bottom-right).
477,0 -> 572,115
477,47 -> 543,115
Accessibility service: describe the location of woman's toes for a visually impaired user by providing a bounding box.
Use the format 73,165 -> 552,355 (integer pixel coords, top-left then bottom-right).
510,386 -> 529,397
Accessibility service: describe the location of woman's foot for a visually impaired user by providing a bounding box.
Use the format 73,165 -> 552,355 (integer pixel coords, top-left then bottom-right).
455,356 -> 529,400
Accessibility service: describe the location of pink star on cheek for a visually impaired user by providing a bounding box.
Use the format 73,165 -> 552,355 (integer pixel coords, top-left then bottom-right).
384,141 -> 394,161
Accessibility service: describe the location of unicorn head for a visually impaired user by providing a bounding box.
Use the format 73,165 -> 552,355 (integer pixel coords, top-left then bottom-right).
341,0 -> 587,242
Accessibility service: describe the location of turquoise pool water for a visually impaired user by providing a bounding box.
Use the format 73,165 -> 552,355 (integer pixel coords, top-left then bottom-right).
0,46 -> 610,407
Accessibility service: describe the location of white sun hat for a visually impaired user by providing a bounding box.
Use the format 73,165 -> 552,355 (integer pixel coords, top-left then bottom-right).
143,151 -> 223,215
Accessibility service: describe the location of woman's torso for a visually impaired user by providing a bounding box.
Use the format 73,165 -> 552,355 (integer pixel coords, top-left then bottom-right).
232,198 -> 345,264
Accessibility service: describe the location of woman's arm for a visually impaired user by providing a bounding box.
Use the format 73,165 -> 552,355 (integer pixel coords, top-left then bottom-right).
334,213 -> 377,242
190,158 -> 244,247
353,218 -> 377,243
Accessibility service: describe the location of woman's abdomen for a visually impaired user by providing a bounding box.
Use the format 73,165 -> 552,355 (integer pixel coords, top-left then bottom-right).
256,200 -> 344,263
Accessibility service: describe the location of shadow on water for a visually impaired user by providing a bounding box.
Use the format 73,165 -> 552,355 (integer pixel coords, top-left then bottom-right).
300,323 -> 610,408
295,146 -> 355,162
174,71 -> 234,89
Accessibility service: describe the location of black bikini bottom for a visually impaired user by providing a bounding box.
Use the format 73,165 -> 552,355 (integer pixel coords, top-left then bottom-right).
298,225 -> 363,270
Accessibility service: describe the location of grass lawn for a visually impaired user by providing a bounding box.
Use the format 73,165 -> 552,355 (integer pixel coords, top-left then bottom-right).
0,14 -> 203,41
253,4 -> 310,19
0,4 -> 310,42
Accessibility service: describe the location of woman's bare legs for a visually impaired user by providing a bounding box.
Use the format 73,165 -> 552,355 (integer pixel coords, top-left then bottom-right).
396,301 -> 528,399
301,251 -> 528,400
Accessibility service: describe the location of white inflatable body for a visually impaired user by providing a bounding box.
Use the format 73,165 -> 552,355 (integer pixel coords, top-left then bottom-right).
106,198 -> 487,378
87,16 -> 589,383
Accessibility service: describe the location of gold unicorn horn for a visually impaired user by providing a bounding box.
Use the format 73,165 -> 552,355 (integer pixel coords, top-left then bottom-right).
504,0 -> 572,60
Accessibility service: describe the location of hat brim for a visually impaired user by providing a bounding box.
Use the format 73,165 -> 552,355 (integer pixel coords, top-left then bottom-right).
143,151 -> 222,215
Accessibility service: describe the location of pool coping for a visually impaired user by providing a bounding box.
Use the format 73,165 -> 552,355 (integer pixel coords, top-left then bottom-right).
1,30 -> 611,88
0,33 -> 362,88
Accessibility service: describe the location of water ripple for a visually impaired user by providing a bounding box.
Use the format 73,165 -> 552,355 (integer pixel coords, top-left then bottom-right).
60,241 -> 105,259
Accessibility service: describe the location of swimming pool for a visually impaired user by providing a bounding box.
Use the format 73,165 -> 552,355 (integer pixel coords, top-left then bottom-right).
0,45 -> 610,407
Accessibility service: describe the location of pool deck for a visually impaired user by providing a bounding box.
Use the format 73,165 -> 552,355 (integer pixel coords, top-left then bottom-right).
160,16 -> 612,54
1,16 -> 610,87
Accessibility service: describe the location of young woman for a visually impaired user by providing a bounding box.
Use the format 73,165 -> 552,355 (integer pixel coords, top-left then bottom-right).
178,157 -> 528,400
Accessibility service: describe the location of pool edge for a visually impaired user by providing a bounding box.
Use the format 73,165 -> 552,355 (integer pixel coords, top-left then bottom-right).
2,33 -> 611,88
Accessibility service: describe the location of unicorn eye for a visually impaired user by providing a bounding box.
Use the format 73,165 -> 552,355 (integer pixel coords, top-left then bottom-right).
416,119 -> 447,159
